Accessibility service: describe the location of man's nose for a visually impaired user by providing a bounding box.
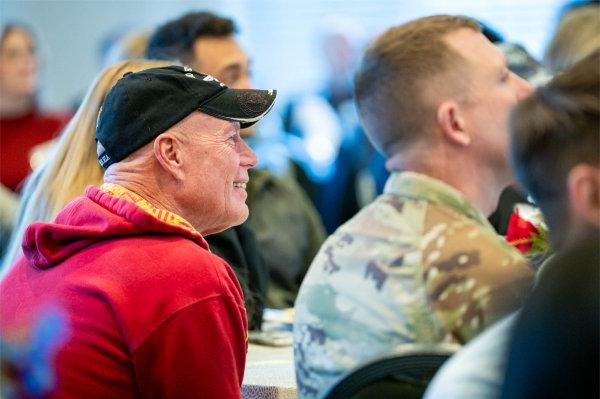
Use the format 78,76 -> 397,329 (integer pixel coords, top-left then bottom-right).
513,72 -> 534,100
240,138 -> 258,168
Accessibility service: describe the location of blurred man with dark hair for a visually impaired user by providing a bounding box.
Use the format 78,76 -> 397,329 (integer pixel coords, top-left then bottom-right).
501,50 -> 599,399
147,12 -> 266,328
510,51 -> 599,249
147,12 -> 248,90
147,11 -> 326,315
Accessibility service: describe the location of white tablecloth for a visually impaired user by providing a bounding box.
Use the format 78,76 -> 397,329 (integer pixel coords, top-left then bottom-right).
242,343 -> 297,399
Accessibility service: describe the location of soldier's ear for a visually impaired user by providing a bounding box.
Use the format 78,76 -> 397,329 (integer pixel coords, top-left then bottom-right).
437,101 -> 471,147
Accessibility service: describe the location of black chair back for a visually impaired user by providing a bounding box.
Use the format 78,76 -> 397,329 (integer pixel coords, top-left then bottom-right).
321,343 -> 460,399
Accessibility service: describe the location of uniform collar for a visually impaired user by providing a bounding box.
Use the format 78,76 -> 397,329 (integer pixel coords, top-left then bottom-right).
384,171 -> 492,228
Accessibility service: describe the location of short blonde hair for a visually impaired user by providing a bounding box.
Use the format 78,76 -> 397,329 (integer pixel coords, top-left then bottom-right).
1,59 -> 170,277
354,15 -> 481,156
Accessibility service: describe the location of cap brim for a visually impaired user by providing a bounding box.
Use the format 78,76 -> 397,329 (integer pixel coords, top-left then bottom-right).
198,88 -> 277,128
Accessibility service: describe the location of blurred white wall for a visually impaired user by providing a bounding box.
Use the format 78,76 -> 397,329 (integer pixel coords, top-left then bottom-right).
1,0 -> 565,111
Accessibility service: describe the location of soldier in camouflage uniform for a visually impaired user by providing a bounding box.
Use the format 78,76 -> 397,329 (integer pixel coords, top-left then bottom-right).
293,15 -> 536,399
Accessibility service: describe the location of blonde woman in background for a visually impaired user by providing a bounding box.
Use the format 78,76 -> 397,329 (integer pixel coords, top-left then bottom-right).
544,1 -> 600,73
0,60 -> 169,277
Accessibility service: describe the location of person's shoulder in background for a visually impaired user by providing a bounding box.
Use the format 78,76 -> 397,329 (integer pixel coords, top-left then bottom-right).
424,313 -> 518,399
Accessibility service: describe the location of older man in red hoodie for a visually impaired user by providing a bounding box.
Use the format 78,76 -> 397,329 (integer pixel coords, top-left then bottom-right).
0,66 -> 276,398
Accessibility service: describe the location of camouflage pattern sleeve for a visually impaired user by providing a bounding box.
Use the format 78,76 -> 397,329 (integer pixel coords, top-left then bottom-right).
421,205 -> 535,343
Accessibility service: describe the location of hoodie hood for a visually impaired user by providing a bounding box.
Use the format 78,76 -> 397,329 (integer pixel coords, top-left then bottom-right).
23,186 -> 209,270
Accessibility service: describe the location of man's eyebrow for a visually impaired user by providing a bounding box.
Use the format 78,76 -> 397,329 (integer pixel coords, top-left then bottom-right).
220,58 -> 251,76
221,64 -> 242,75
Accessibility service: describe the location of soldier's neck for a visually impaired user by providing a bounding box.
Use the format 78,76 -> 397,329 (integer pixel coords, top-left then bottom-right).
386,151 -> 505,217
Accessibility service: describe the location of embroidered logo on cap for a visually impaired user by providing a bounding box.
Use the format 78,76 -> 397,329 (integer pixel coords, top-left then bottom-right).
202,74 -> 225,87
99,153 -> 111,167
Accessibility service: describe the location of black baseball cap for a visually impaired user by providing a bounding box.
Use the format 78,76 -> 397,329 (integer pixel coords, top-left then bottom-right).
96,65 -> 277,169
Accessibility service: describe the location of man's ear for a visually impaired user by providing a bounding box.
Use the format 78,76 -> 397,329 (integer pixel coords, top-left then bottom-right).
437,101 -> 471,146
567,164 -> 600,228
153,133 -> 185,180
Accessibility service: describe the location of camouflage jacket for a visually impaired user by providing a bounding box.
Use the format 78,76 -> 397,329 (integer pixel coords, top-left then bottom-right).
293,172 -> 534,399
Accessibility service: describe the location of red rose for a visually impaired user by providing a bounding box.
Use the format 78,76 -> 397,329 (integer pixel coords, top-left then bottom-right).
506,209 -> 540,253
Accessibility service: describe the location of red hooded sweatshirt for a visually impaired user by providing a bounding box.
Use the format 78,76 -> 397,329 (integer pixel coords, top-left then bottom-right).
0,186 -> 248,398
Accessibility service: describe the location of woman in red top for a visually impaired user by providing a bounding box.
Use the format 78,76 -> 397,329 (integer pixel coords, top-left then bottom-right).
0,23 -> 70,192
